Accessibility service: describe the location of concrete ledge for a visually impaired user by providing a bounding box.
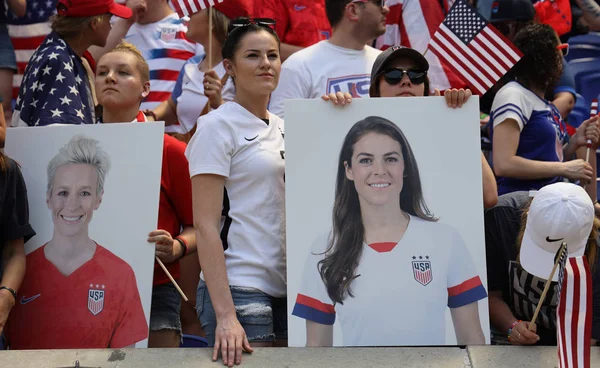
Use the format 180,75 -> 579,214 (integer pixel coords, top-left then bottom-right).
0,347 -> 468,368
467,346 -> 600,368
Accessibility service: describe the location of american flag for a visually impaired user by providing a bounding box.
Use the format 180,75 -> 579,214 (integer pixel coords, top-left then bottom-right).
427,0 -> 523,95
7,0 -> 57,101
12,32 -> 95,127
171,0 -> 225,17
556,256 -> 592,368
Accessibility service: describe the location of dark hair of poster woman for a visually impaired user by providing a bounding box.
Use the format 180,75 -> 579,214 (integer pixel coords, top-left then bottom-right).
292,116 -> 488,347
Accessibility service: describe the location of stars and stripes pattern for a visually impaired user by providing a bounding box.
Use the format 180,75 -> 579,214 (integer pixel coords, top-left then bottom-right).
171,0 -> 225,17
7,0 -> 57,100
12,32 -> 94,127
428,0 -> 523,95
556,256 -> 592,368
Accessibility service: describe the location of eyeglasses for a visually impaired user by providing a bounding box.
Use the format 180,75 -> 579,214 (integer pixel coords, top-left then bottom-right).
381,68 -> 427,85
556,43 -> 569,57
350,0 -> 385,7
227,18 -> 276,35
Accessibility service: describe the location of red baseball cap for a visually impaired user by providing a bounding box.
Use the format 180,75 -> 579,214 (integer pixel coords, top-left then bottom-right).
57,0 -> 133,19
213,0 -> 253,20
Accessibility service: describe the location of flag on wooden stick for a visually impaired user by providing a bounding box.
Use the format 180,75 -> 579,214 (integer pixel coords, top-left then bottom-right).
427,0 -> 523,95
556,256 -> 592,368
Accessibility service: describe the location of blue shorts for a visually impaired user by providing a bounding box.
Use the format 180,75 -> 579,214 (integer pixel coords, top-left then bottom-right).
196,279 -> 287,345
150,283 -> 182,335
0,24 -> 16,71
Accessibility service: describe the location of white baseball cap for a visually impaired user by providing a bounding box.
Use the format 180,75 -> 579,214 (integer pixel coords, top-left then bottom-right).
520,182 -> 595,281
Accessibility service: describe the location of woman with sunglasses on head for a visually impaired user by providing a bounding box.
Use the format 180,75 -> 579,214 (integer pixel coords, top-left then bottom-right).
490,24 -> 600,196
185,17 -> 285,367
323,46 -> 499,209
148,2 -> 251,139
292,116 -> 488,346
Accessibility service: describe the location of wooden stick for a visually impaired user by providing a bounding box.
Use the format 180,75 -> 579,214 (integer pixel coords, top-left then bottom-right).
529,242 -> 567,329
587,99 -> 598,163
207,6 -> 213,113
156,256 -> 189,302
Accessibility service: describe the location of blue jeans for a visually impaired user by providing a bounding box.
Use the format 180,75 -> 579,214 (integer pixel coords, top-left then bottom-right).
196,279 -> 287,346
0,23 -> 16,70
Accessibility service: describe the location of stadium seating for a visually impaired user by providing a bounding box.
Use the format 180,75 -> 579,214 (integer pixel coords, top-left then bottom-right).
565,44 -> 600,62
577,72 -> 600,109
568,58 -> 600,91
568,32 -> 600,47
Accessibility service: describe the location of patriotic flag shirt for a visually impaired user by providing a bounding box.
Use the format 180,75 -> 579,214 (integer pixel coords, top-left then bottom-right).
124,13 -> 204,134
292,216 -> 487,346
5,244 -> 148,349
490,81 -> 568,195
268,41 -> 381,119
11,31 -> 95,127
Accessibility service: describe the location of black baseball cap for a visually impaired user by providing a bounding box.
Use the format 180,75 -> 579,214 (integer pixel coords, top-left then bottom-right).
369,46 -> 429,97
489,0 -> 535,23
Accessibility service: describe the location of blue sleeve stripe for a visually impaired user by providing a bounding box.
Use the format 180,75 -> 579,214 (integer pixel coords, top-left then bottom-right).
447,285 -> 488,308
292,303 -> 336,325
492,107 -> 528,127
493,103 -> 528,123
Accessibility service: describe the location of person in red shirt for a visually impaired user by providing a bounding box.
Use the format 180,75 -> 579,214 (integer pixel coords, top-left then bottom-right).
5,135 -> 148,349
254,0 -> 332,61
94,41 -> 197,348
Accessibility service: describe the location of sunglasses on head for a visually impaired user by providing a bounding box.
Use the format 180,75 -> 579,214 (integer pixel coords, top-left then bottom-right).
556,43 -> 569,57
350,0 -> 385,7
227,18 -> 276,35
381,68 -> 427,85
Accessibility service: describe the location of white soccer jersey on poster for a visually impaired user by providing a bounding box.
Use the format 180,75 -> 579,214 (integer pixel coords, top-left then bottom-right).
268,41 -> 381,119
292,216 -> 487,346
185,102 -> 287,297
124,13 -> 204,133
171,55 -> 235,133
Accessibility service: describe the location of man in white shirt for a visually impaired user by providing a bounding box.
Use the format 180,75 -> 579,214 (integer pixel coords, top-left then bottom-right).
268,0 -> 389,119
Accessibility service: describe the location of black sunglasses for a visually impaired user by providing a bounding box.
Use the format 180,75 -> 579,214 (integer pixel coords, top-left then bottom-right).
227,18 -> 277,35
381,68 -> 427,85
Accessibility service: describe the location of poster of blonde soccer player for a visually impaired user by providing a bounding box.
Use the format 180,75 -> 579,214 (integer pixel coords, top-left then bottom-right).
3,123 -> 165,349
285,97 -> 490,347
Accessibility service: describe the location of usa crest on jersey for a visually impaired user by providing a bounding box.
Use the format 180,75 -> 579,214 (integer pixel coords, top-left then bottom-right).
160,27 -> 177,42
88,287 -> 105,316
412,256 -> 433,286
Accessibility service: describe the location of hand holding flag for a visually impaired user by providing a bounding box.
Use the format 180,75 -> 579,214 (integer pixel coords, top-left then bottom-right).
586,99 -> 598,163
427,0 -> 523,95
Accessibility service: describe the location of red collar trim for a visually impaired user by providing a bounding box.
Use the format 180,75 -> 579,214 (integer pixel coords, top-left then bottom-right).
136,111 -> 147,122
367,242 -> 398,253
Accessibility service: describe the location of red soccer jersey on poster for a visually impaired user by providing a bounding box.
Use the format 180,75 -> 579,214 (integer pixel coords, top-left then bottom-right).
255,0 -> 331,48
153,134 -> 194,285
5,244 -> 148,349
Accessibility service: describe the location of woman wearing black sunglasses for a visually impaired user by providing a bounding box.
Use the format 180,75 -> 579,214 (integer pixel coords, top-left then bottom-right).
185,18 -> 285,367
322,45 -> 499,209
491,23 -> 600,196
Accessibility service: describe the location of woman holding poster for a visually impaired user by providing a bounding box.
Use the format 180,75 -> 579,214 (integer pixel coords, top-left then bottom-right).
292,116 -> 487,346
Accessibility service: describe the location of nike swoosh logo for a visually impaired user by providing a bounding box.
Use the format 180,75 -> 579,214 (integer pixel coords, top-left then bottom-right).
294,4 -> 307,11
245,135 -> 259,141
20,294 -> 41,304
546,236 -> 564,242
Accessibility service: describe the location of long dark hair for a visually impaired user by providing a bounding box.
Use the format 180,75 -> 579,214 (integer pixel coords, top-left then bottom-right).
318,116 -> 436,304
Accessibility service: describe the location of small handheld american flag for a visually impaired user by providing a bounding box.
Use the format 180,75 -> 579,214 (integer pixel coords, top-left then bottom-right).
427,0 -> 523,95
171,0 -> 225,18
556,256 -> 592,368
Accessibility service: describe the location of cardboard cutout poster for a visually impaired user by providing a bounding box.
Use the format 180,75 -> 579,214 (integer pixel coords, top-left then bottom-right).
4,123 -> 164,349
285,97 -> 490,346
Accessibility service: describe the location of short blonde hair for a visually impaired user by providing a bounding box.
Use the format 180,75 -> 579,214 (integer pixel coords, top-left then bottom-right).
50,14 -> 105,39
107,41 -> 150,83
47,135 -> 111,195
212,8 -> 231,46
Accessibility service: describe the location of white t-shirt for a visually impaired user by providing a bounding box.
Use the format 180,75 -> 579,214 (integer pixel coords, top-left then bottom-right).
292,216 -> 487,346
125,13 -> 204,133
268,41 -> 381,118
171,55 -> 235,133
185,102 -> 286,297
